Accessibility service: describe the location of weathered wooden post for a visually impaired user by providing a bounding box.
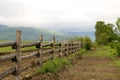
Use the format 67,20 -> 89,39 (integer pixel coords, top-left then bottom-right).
15,30 -> 21,80
77,40 -> 79,51
59,41 -> 63,57
66,41 -> 69,56
52,37 -> 55,59
39,35 -> 43,65
75,40 -> 78,52
79,41 -> 81,50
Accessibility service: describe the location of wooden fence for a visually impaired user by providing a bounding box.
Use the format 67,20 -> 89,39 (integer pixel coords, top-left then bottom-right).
0,30 -> 81,80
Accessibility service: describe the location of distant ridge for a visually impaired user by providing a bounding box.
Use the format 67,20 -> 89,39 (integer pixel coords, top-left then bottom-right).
0,24 -> 95,41
0,24 -> 68,41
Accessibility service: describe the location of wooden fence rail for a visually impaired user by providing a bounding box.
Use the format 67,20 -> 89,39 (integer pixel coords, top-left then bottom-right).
0,30 -> 81,80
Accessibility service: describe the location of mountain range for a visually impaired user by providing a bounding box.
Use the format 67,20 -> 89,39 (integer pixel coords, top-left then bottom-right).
0,24 -> 95,41
0,24 -> 70,41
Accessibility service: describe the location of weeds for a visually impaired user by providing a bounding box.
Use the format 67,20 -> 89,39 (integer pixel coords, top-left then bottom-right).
36,58 -> 71,73
36,49 -> 85,74
112,60 -> 120,67
93,46 -> 118,57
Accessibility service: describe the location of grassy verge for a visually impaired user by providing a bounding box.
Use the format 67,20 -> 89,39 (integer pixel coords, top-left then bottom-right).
88,45 -> 120,67
36,58 -> 71,73
112,60 -> 120,67
89,46 -> 118,58
35,49 -> 86,74
23,49 -> 86,79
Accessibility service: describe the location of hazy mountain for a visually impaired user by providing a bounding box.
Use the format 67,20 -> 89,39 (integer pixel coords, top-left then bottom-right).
39,23 -> 95,40
0,24 -> 95,41
0,24 -> 68,41
61,31 -> 95,41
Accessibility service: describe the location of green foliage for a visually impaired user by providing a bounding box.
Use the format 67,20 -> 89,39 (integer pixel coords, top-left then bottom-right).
36,58 -> 71,73
116,18 -> 120,31
84,36 -> 92,50
36,49 -> 86,74
78,49 -> 87,54
0,47 -> 15,53
67,49 -> 86,60
0,24 -> 72,41
112,60 -> 120,67
94,46 -> 118,57
79,36 -> 92,50
95,21 -> 116,45
98,33 -> 109,45
110,41 -> 120,57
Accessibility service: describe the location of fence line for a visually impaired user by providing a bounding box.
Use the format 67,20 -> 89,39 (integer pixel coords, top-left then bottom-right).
0,30 -> 81,80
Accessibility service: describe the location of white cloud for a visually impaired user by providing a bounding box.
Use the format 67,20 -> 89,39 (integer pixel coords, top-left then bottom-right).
0,0 -> 120,30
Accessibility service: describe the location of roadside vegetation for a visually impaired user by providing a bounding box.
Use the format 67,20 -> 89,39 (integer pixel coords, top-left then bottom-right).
35,49 -> 85,74
94,18 -> 120,67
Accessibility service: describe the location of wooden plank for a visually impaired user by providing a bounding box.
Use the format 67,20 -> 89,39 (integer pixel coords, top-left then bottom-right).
0,54 -> 15,62
0,67 -> 16,80
43,49 -> 53,55
0,41 -> 16,47
21,42 -> 39,48
42,43 -> 52,47
21,52 -> 39,60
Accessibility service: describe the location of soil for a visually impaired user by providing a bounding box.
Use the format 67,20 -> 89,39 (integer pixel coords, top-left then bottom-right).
31,50 -> 120,80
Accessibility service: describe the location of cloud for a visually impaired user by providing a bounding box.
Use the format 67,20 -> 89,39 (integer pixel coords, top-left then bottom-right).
0,0 -> 120,30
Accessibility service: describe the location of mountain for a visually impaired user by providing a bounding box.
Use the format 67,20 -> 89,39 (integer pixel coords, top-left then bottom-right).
0,24 -> 95,41
40,23 -> 95,40
0,24 -> 68,41
60,31 -> 95,41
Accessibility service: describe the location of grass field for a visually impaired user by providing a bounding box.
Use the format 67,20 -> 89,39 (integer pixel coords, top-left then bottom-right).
0,41 -> 50,54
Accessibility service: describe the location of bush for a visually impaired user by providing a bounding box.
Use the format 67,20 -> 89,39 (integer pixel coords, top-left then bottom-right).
36,58 -> 71,73
115,43 -> 120,57
110,41 -> 120,57
79,36 -> 92,50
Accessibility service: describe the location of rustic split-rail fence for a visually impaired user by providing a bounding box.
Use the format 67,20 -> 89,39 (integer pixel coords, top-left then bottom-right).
0,30 -> 81,80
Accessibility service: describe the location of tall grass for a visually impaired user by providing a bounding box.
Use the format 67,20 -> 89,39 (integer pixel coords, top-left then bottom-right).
36,58 -> 71,73
92,46 -> 118,57
36,49 -> 85,74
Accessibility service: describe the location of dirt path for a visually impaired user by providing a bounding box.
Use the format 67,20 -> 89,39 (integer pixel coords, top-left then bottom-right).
32,49 -> 120,80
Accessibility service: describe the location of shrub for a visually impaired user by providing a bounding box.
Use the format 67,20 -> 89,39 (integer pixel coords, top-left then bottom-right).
36,58 -> 71,73
79,36 -> 92,50
83,36 -> 92,50
115,43 -> 120,57
110,41 -> 120,57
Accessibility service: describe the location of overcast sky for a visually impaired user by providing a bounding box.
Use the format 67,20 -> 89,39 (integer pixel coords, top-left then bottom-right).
0,0 -> 120,31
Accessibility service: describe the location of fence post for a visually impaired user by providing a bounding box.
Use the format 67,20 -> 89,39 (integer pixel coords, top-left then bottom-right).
75,40 -> 78,52
79,41 -> 81,50
39,35 -> 43,66
66,41 -> 69,56
77,40 -> 79,51
60,40 -> 63,57
70,42 -> 72,54
52,37 -> 55,59
15,30 -> 21,80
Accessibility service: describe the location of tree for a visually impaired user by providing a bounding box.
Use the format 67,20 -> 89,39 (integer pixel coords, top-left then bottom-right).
95,21 -> 116,45
116,18 -> 120,32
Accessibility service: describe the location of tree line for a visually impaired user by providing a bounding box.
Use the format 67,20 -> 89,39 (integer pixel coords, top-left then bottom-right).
95,18 -> 120,56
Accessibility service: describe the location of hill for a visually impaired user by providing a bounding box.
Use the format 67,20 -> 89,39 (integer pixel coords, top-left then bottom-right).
60,31 -> 95,41
0,24 -> 95,41
0,24 -> 68,41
